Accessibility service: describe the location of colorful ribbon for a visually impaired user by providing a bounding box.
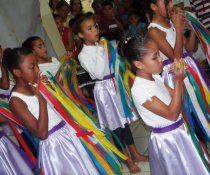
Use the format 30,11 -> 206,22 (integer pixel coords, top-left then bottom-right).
38,79 -> 127,175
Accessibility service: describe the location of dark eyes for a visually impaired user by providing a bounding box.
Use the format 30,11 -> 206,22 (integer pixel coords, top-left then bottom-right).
87,23 -> 99,30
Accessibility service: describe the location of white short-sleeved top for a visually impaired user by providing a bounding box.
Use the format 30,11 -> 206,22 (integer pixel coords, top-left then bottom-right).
131,74 -> 181,127
78,44 -> 111,80
148,22 -> 176,61
38,57 -> 60,77
10,92 -> 62,130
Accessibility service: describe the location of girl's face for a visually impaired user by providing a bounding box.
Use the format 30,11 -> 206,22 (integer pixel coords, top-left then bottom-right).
152,0 -> 167,17
129,14 -> 139,26
55,17 -> 64,32
17,54 -> 40,84
138,40 -> 163,74
32,39 -> 48,59
79,18 -> 99,45
166,0 -> 174,18
103,5 -> 113,16
58,5 -> 70,19
71,0 -> 82,13
93,2 -> 103,14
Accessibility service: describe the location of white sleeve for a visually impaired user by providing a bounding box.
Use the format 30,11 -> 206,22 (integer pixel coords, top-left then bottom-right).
132,86 -> 154,106
78,46 -> 107,80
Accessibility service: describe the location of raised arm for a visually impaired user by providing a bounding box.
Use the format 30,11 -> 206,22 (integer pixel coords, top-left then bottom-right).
149,13 -> 185,60
142,60 -> 185,121
79,40 -> 107,80
0,114 -> 8,123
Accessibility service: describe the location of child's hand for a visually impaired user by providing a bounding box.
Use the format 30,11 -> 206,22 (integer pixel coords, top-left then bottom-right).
98,38 -> 105,47
172,13 -> 186,31
173,59 -> 186,82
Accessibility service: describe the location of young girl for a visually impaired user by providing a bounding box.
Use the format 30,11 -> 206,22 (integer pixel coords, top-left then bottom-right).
147,0 -> 210,155
55,0 -> 71,28
22,36 -> 60,80
0,51 -> 34,175
128,11 -> 146,37
73,14 -> 148,174
146,0 -> 209,89
4,47 -> 100,175
124,35 -> 208,175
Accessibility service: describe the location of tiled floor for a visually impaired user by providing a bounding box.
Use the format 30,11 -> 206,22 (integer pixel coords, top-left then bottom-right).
122,119 -> 151,175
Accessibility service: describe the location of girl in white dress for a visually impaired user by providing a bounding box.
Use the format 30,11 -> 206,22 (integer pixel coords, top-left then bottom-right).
147,0 -> 209,89
74,14 -> 148,173
123,35 -> 209,175
4,47 -> 100,175
0,50 -> 34,175
22,36 -> 60,79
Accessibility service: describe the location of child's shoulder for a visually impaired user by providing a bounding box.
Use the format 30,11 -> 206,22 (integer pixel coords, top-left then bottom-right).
132,75 -> 162,92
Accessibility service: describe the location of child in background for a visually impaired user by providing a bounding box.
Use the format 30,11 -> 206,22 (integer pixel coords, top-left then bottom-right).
124,35 -> 208,175
22,36 -> 60,80
74,14 -> 148,174
91,0 -> 103,24
98,0 -> 124,42
53,14 -> 74,51
128,11 -> 146,37
69,0 -> 84,20
4,47 -> 100,175
55,0 -> 70,28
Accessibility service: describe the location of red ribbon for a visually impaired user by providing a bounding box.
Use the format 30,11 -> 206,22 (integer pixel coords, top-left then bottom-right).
187,66 -> 210,113
38,82 -> 113,171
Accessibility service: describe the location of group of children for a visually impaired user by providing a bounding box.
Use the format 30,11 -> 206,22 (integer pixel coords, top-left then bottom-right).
0,0 -> 209,175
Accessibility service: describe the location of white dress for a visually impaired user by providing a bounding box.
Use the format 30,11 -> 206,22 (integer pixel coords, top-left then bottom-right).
10,92 -> 99,175
148,22 -> 209,89
38,57 -> 60,77
78,44 -> 128,130
131,74 -> 208,175
148,22 -> 210,140
0,131 -> 34,175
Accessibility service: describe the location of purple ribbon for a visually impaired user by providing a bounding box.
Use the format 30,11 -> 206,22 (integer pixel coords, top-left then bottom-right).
0,130 -> 5,137
152,119 -> 183,133
163,59 -> 173,66
96,73 -> 115,81
48,121 -> 66,136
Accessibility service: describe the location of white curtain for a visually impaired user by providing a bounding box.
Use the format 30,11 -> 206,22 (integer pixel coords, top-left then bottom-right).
0,0 -> 56,56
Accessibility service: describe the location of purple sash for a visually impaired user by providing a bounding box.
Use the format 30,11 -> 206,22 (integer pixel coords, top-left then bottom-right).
48,121 -> 66,136
96,73 -> 115,81
0,130 -> 5,137
152,119 -> 183,133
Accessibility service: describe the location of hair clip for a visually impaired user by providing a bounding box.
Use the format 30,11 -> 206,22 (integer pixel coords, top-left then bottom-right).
124,36 -> 132,44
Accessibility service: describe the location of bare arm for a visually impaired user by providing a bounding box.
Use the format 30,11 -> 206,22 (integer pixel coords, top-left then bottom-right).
0,114 -> 8,123
184,29 -> 197,53
142,60 -> 185,121
164,83 -> 174,97
0,64 -> 9,90
149,13 -> 185,60
9,87 -> 48,140
0,48 -> 9,90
